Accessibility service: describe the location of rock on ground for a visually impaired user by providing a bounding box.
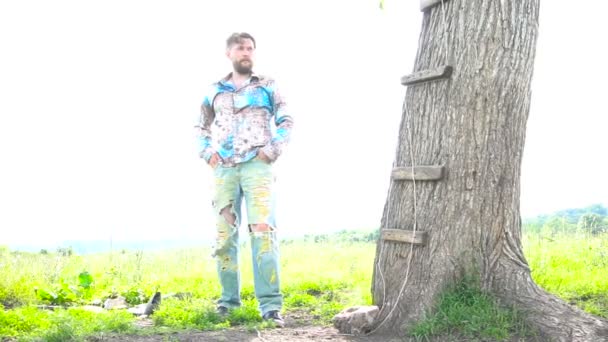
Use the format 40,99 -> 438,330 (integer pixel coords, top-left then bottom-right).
333,306 -> 379,335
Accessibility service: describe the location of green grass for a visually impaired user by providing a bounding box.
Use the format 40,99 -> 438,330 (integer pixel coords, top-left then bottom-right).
0,240 -> 375,340
0,306 -> 136,341
407,232 -> 607,341
524,231 -> 608,317
408,279 -> 535,341
0,231 -> 606,341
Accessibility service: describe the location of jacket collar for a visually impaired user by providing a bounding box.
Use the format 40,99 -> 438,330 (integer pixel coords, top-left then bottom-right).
219,72 -> 259,86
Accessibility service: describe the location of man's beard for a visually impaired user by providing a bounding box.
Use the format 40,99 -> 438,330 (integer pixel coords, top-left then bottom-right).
233,59 -> 253,75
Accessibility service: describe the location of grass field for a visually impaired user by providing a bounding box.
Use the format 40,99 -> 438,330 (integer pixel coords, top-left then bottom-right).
524,232 -> 608,318
0,231 -> 606,341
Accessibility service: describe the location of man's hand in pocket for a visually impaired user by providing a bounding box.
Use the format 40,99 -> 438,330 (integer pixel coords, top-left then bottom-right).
257,150 -> 272,164
208,153 -> 220,168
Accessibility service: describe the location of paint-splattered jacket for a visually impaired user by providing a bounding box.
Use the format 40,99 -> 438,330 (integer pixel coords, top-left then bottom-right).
196,73 -> 293,165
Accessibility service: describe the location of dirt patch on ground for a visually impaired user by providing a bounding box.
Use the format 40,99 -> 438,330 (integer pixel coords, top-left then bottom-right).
93,327 -> 387,342
89,326 -> 537,342
88,311 -> 543,342
89,312 -> 400,342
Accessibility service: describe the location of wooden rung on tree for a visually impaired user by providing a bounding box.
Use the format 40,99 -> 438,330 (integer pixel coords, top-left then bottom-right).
382,229 -> 427,245
401,65 -> 452,86
420,0 -> 449,12
392,165 -> 444,181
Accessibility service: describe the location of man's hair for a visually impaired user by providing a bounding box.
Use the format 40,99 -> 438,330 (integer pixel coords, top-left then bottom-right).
226,32 -> 256,49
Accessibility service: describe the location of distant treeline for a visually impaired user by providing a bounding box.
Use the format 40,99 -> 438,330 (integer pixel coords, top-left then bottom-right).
284,204 -> 608,244
282,229 -> 380,244
522,203 -> 607,235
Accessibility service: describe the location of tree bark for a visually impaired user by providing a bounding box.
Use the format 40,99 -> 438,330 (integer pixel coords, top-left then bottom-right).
371,1 -> 608,340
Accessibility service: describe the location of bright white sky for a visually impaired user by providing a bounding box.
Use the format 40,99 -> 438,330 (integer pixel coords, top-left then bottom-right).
0,0 -> 606,247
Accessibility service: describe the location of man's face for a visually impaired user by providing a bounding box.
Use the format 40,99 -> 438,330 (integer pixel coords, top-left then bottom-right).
226,38 -> 255,75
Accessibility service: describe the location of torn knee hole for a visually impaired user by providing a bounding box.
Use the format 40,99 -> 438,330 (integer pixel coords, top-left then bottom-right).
249,224 -> 274,232
220,205 -> 236,225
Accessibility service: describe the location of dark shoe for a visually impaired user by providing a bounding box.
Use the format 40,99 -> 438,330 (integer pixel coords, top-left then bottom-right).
262,310 -> 285,328
216,305 -> 229,317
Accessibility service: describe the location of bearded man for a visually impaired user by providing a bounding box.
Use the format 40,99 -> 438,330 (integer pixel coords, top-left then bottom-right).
196,32 -> 293,327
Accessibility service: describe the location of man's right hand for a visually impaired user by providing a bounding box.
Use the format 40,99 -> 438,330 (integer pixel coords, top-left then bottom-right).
208,153 -> 220,169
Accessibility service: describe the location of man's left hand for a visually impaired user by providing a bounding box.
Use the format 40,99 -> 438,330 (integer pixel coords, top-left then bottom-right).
257,150 -> 272,164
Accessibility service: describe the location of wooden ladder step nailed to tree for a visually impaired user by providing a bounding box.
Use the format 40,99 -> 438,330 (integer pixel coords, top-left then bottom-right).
391,165 -> 445,181
370,0 -> 608,340
381,229 -> 428,246
400,65 -> 452,86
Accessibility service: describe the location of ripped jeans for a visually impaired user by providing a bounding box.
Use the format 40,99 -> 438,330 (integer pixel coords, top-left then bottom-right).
211,157 -> 282,315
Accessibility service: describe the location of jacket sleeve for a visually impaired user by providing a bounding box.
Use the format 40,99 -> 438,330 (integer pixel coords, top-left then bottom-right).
261,81 -> 294,162
196,92 -> 216,162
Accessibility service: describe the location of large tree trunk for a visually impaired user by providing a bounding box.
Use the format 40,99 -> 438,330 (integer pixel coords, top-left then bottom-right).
371,1 -> 608,340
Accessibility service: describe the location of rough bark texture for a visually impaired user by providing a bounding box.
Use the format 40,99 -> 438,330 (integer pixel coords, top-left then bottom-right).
372,1 -> 608,341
